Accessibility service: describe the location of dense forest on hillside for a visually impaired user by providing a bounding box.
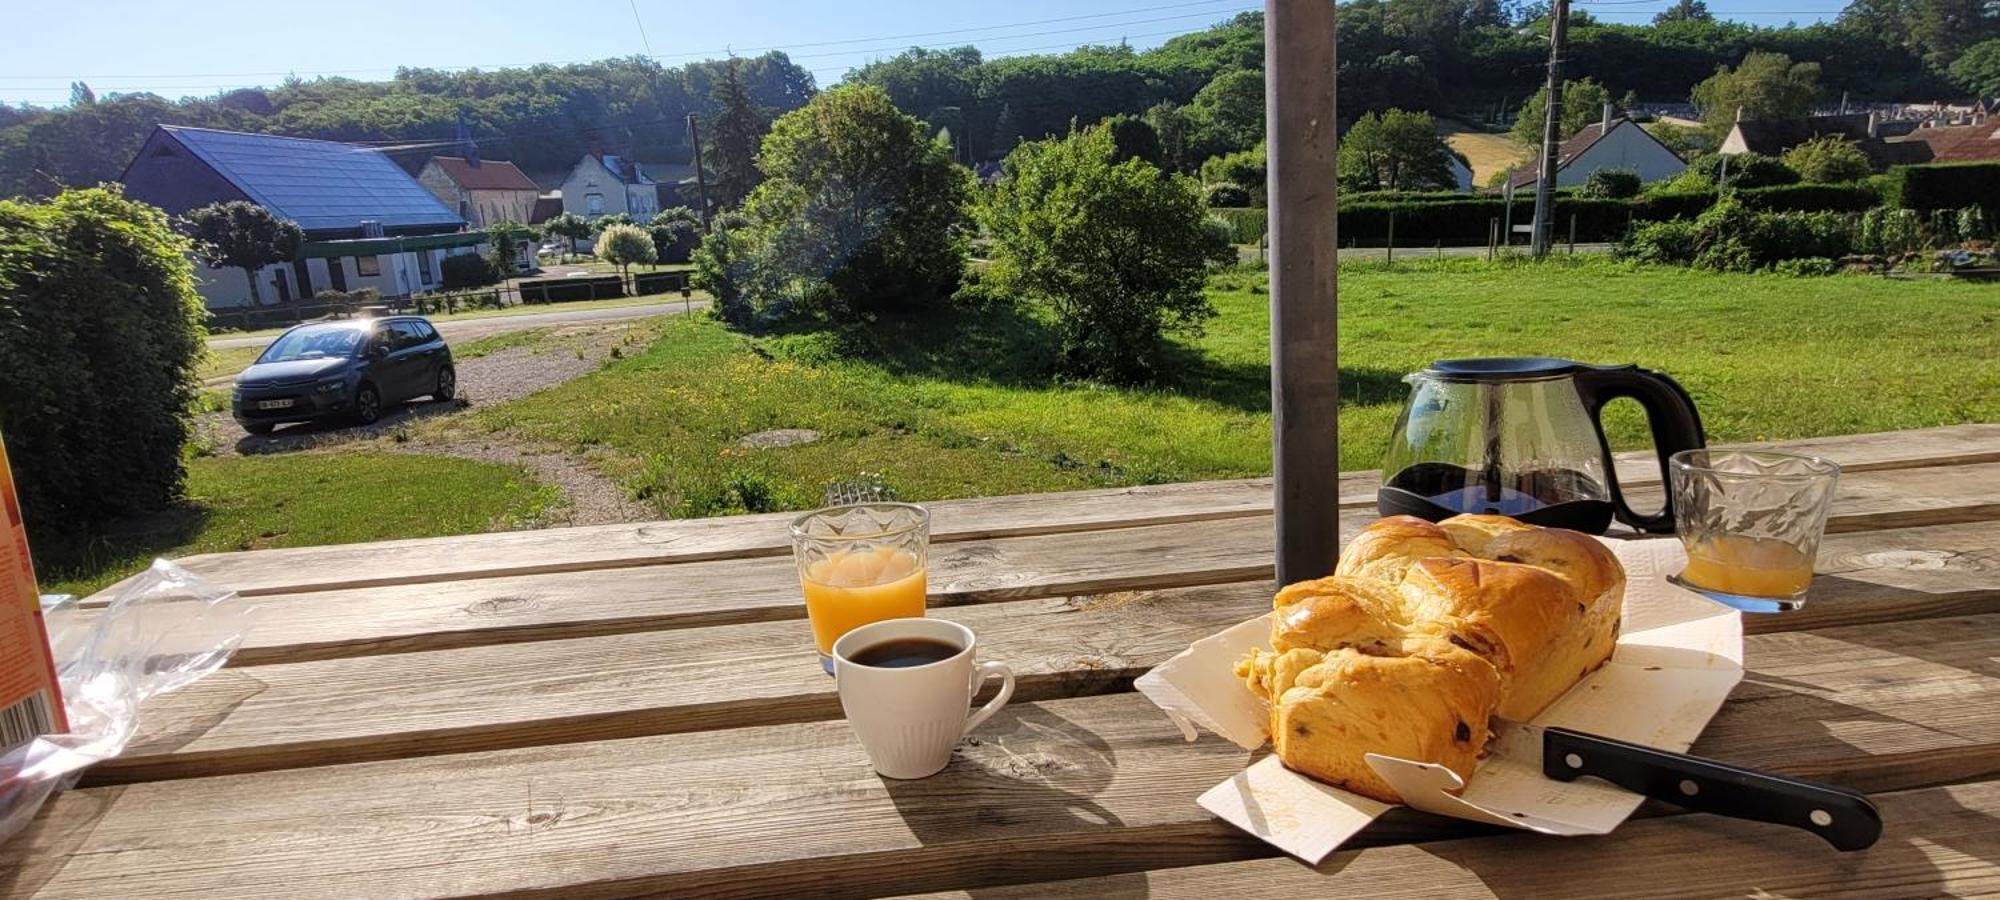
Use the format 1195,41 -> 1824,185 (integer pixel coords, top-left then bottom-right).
2,0 -> 1992,197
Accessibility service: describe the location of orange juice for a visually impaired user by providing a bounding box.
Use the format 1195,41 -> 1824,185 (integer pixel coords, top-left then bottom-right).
1681,535 -> 1814,598
802,545 -> 927,655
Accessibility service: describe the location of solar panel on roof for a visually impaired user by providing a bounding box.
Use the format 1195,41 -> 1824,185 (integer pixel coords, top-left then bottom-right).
164,127 -> 463,233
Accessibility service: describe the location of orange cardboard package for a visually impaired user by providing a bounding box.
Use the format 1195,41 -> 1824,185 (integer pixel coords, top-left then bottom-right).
0,437 -> 65,749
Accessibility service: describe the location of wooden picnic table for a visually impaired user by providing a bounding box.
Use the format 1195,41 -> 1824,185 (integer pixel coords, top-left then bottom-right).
5,423 -> 2000,897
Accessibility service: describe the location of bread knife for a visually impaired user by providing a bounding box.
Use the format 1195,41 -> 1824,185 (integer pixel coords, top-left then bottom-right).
1499,721 -> 1882,851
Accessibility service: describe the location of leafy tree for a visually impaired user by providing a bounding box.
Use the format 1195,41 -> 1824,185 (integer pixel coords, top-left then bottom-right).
1839,0 -> 1999,68
181,201 -> 303,306
596,223 -> 656,277
486,220 -> 534,275
981,123 -> 1235,384
1337,109 -> 1460,192
591,211 -> 637,234
727,85 -> 972,323
693,211 -> 754,327
0,187 -> 205,537
1201,144 -> 1267,206
1188,68 -> 1264,154
650,218 -> 700,264
1580,167 -> 1642,198
707,59 -> 768,210
1104,114 -> 1164,166
1143,101 -> 1198,172
68,81 -> 95,107
1653,0 -> 1714,24
1949,38 -> 2000,96
1692,51 -> 1821,135
1511,78 -> 1613,146
1782,135 -> 1873,182
1645,122 -> 1714,158
542,212 -> 591,261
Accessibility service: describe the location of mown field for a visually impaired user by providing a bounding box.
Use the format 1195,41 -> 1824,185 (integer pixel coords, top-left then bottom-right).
450,258 -> 2000,518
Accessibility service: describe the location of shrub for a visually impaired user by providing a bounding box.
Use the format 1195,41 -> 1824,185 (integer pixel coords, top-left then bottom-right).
1689,152 -> 1800,189
0,187 -> 205,536
692,215 -> 755,328
1783,136 -> 1874,184
1205,182 -> 1251,207
1200,144 -> 1266,206
1580,167 -> 1642,199
981,123 -> 1235,384
595,223 -> 657,276
1857,207 -> 1927,255
1736,182 -> 1878,213
1882,162 -> 2000,215
1745,210 -> 1855,262
650,219 -> 700,264
1958,205 -> 1990,242
726,85 -> 972,323
440,252 -> 500,289
1616,219 -> 1700,265
1208,207 -> 1266,243
1773,257 -> 1840,276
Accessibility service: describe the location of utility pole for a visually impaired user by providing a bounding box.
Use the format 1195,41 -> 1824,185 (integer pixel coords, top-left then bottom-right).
686,113 -> 712,230
1530,0 -> 1569,258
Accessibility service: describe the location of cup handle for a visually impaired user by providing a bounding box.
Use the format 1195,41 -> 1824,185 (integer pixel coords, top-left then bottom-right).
962,661 -> 1015,737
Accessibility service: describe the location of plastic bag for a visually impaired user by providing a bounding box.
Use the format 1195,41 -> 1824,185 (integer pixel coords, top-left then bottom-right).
0,559 -> 254,845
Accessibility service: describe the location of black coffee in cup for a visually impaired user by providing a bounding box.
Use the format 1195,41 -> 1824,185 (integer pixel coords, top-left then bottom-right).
849,637 -> 959,669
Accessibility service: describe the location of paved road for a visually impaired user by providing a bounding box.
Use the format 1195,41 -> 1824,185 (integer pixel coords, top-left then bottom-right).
207,300 -> 703,350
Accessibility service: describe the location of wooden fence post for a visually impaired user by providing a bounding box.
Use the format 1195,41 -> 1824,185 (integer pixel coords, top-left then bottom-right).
1265,0 -> 1341,585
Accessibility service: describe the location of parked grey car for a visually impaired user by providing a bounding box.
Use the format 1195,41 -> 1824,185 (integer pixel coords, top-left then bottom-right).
231,317 -> 455,434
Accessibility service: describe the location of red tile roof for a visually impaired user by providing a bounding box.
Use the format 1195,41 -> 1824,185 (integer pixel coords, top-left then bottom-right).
429,156 -> 540,192
1917,122 -> 2000,163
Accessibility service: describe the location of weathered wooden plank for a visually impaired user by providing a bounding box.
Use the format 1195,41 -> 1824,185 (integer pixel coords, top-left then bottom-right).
898,780 -> 2000,899
161,460 -> 2000,668
89,583 -> 1274,784
20,611 -> 2000,899
91,424 -> 2000,602
91,518 -> 2000,783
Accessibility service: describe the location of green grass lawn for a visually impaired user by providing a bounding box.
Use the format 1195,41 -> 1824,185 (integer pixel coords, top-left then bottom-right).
453,258 -> 2000,518
38,452 -> 559,597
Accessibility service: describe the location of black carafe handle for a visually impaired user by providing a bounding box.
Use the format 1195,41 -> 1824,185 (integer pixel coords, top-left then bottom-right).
1571,365 -> 1706,534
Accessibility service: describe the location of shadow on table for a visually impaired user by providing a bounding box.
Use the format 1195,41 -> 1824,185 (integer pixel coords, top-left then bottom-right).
883,701 -> 1153,898
0,786 -> 127,897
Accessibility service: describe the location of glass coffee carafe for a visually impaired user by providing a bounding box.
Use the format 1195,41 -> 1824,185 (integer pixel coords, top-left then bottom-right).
1378,358 -> 1706,534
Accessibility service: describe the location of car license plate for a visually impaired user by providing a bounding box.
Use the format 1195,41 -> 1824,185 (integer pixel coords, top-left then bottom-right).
256,399 -> 295,410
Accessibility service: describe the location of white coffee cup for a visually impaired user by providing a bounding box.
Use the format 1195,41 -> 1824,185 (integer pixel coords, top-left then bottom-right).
831,617 -> 1015,780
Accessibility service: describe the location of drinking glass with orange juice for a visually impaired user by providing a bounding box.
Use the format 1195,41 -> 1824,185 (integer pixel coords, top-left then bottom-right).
1668,449 -> 1840,612
790,503 -> 930,673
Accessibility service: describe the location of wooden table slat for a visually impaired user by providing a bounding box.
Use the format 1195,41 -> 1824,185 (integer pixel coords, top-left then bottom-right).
156,459 -> 2000,668
896,779 -> 2000,900
21,609 -> 2000,898
91,516 -> 2000,784
94,423 -> 2000,602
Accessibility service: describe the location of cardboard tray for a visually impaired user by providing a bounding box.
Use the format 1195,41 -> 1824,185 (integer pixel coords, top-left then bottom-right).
1133,538 -> 1743,862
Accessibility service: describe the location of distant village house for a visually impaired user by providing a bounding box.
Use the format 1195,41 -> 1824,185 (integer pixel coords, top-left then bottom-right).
1506,105 -> 1687,192
559,152 -> 658,223
120,125 -> 483,309
417,154 -> 539,269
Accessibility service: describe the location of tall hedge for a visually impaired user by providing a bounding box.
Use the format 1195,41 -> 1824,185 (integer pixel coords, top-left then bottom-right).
0,186 -> 206,537
1882,162 -> 2000,215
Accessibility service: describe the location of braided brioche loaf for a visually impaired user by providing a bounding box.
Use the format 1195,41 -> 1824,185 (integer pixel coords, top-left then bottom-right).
1234,514 -> 1624,803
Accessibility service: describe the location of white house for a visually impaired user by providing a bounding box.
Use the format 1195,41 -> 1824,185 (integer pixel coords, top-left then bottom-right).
558,153 -> 658,223
1506,105 -> 1686,192
119,125 -> 485,308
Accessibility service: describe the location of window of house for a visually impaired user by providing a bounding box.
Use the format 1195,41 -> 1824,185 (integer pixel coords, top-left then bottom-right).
586,193 -> 605,215
459,199 -> 470,220
356,254 -> 381,276
416,250 -> 434,283
327,258 -> 348,292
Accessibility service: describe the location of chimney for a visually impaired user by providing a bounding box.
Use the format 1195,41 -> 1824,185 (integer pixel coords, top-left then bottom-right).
1735,105 -> 1745,123
1867,112 -> 1878,138
1602,101 -> 1614,133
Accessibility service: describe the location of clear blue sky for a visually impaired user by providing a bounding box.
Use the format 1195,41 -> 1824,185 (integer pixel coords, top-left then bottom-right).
2,0 -> 1848,106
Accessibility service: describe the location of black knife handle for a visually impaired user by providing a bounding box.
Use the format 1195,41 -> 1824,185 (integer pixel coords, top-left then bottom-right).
1541,727 -> 1882,851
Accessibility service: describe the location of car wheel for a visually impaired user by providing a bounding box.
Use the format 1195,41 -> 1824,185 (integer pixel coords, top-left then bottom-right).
434,365 -> 456,401
244,422 -> 276,435
353,384 -> 382,425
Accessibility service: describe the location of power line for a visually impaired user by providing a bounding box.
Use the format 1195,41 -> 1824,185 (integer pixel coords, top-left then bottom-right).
628,0 -> 654,57
0,0 -> 1249,83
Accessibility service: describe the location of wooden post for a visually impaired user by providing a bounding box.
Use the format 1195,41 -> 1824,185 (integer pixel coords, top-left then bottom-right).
1568,213 -> 1578,255
1386,210 -> 1395,265
1489,218 -> 1499,262
1265,0 -> 1341,585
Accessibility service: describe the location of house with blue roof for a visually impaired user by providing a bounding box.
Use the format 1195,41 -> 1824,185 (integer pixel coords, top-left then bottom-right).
120,125 -> 488,308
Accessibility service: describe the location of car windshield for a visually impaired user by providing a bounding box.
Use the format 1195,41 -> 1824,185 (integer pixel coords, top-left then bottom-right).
258,326 -> 366,363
